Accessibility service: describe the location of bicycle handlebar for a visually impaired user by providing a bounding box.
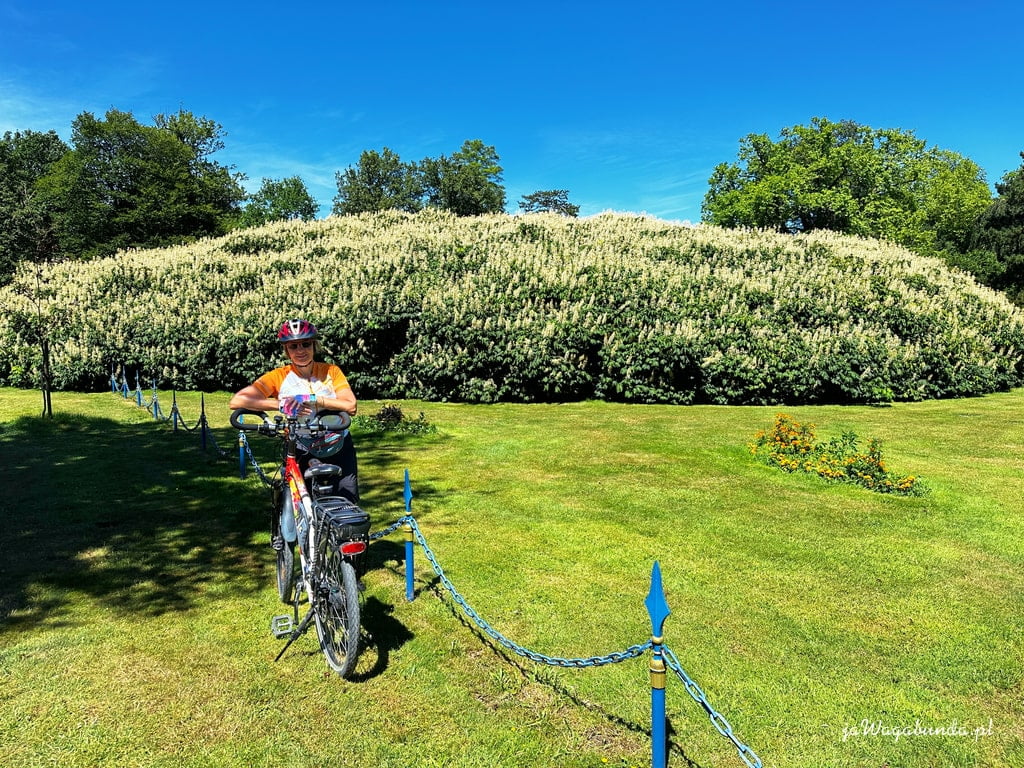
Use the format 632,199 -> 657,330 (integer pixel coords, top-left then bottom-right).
230,408 -> 269,431
230,408 -> 351,434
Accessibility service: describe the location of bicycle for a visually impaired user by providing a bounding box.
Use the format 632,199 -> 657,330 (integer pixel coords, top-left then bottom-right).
231,407 -> 370,678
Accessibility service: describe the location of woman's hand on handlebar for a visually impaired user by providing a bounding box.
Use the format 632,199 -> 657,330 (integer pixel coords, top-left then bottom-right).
279,394 -> 317,419
230,407 -> 351,433
281,393 -> 357,419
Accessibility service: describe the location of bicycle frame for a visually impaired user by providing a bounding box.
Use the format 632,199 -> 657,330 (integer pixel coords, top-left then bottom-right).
283,452 -> 314,560
232,408 -> 367,677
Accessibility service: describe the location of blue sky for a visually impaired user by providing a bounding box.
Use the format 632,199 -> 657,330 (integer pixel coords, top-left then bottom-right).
2,1 -> 1022,224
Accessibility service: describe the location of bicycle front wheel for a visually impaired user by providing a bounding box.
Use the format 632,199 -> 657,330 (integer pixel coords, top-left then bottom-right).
314,552 -> 360,677
276,541 -> 296,604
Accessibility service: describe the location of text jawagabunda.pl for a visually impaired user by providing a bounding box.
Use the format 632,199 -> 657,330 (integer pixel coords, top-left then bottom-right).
842,718 -> 994,743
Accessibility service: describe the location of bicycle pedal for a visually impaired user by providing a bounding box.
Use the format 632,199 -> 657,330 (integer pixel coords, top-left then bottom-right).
270,614 -> 295,639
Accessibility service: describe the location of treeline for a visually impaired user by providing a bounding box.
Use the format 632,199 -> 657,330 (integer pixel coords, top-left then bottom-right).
332,143 -> 578,219
1,111 -> 244,271
0,108 -> 576,285
2,109 -> 1022,304
702,117 -> 1024,304
2,211 -> 1022,405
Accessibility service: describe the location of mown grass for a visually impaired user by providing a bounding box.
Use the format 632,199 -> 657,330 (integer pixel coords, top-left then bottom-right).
1,388 -> 1022,767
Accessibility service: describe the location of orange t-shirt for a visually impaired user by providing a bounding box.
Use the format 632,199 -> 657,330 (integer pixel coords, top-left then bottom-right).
252,362 -> 350,401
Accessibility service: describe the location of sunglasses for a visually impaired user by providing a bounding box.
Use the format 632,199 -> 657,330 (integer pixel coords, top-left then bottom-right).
285,341 -> 313,351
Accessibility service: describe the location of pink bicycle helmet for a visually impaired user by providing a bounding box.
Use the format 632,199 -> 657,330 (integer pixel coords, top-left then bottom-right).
277,318 -> 318,343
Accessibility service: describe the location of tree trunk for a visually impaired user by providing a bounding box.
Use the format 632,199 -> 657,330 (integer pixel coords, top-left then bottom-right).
40,336 -> 53,418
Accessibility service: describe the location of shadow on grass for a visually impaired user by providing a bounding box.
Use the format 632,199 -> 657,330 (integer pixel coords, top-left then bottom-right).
0,412 -> 270,634
419,577 -> 709,768
350,596 -> 415,683
209,421 -> 441,677
1,414 -> 436,657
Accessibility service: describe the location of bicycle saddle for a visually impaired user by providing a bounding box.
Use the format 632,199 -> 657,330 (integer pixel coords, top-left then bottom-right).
304,464 -> 343,480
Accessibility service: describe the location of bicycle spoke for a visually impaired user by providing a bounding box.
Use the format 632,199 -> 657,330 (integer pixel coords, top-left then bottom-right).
313,544 -> 360,677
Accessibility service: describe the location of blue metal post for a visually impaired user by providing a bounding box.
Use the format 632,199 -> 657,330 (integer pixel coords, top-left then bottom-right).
238,432 -> 247,480
171,391 -> 179,431
135,372 -> 142,406
645,561 -> 671,768
404,469 -> 415,602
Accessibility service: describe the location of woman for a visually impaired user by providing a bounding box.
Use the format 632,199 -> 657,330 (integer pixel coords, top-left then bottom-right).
230,318 -> 359,505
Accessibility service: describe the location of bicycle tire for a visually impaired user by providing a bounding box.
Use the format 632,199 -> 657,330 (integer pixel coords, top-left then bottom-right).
276,541 -> 296,604
314,551 -> 360,677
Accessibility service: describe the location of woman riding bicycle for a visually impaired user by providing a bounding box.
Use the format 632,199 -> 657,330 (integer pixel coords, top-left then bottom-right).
229,319 -> 359,508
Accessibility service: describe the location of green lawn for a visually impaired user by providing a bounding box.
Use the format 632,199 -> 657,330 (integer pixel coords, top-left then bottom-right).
1,388 -> 1021,767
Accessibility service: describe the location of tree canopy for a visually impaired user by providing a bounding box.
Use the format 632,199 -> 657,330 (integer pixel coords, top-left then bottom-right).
519,189 -> 580,217
333,140 -> 506,217
35,108 -> 245,259
0,130 -> 68,283
333,147 -> 423,216
701,117 -> 992,260
240,176 -> 319,227
419,139 -> 505,216
971,152 -> 1024,303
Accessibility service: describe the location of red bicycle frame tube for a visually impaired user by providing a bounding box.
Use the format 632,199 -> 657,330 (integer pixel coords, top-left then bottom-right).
285,455 -> 314,529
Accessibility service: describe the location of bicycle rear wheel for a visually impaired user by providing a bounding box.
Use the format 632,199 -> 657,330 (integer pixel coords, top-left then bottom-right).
314,550 -> 360,677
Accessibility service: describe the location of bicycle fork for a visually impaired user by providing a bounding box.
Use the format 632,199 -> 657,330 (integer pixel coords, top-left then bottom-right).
270,523 -> 323,659
271,461 -> 319,643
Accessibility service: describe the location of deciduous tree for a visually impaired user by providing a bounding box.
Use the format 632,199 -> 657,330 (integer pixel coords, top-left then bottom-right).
519,189 -> 580,217
240,176 -> 319,227
701,117 -> 991,260
36,108 -> 245,258
0,130 -> 68,283
0,130 -> 70,415
420,139 -> 505,216
333,147 -> 422,215
971,152 -> 1024,303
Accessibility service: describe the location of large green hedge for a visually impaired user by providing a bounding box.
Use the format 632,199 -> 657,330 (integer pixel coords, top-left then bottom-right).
3,209 -> 1023,404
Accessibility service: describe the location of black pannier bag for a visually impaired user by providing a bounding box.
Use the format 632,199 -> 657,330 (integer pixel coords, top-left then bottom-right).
315,497 -> 371,541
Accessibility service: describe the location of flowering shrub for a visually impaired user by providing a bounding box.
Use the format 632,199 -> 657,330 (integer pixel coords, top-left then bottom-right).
352,404 -> 436,435
750,414 -> 926,495
2,210 -> 1023,404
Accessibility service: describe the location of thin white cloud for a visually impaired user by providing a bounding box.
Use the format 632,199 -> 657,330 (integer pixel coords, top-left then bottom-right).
0,51 -> 173,137
0,79 -> 78,136
526,124 -> 721,220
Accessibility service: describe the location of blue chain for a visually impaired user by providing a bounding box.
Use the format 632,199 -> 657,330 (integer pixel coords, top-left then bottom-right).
238,433 -> 275,486
663,646 -> 762,768
159,400 -> 762,768
373,515 -> 761,766
369,517 -> 408,541
173,407 -> 205,431
399,515 -> 652,668
205,428 -> 229,458
115,379 -> 228,457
